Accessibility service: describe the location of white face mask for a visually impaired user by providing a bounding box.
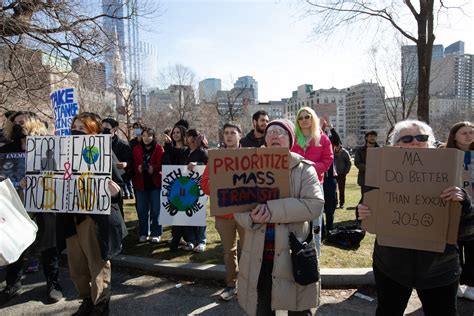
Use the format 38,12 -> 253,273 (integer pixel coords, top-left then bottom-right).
134,128 -> 142,136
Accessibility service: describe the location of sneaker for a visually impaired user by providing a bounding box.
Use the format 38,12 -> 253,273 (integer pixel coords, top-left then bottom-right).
47,281 -> 63,303
72,297 -> 94,316
184,243 -> 194,251
90,299 -> 110,316
194,243 -> 206,252
0,284 -> 22,306
220,286 -> 237,301
139,236 -> 148,242
151,236 -> 161,243
463,286 -> 474,301
457,285 -> 465,298
340,204 -> 345,209
25,257 -> 40,273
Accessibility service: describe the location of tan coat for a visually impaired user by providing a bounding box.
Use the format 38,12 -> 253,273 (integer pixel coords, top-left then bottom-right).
234,152 -> 325,315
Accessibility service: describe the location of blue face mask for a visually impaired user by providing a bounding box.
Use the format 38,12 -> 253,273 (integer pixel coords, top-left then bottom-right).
134,128 -> 142,136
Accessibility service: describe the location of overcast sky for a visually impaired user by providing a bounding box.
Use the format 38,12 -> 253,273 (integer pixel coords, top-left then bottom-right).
141,0 -> 474,101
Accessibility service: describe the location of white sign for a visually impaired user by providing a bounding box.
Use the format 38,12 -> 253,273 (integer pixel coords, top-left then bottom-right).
160,165 -> 207,226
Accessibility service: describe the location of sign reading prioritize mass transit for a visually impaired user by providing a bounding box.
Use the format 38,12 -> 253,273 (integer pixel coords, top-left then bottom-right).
208,147 -> 290,216
0,152 -> 26,189
50,87 -> 79,136
24,135 -> 112,214
362,147 -> 464,253
160,165 -> 207,226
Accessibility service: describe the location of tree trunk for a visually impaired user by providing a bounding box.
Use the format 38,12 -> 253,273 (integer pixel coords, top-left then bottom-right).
416,0 -> 435,124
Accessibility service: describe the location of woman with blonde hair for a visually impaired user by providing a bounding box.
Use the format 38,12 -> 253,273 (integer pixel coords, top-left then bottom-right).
0,111 -> 64,306
291,107 -> 333,254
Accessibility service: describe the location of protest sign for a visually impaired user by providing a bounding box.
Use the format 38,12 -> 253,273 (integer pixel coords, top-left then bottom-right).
0,152 -> 25,189
24,135 -> 112,214
208,147 -> 290,215
160,165 -> 207,226
362,147 -> 464,253
50,87 -> 79,136
461,151 -> 473,197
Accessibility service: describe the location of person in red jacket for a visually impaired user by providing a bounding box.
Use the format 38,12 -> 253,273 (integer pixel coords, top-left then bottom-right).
291,106 -> 333,256
201,123 -> 245,301
132,127 -> 164,243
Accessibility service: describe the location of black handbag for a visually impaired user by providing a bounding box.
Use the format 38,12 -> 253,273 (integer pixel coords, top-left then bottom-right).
289,222 -> 319,285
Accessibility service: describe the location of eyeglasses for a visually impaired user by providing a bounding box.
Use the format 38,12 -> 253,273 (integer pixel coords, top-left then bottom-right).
297,115 -> 311,121
397,134 -> 429,144
267,129 -> 288,136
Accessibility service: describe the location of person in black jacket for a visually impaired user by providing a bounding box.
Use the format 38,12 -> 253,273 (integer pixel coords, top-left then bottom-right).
183,129 -> 209,252
354,130 -> 379,219
358,119 -> 472,316
320,117 -> 341,236
240,111 -> 269,148
102,118 -> 134,199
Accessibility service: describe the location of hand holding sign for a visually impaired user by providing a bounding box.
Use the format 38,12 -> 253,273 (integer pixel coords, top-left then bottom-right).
108,180 -> 121,198
251,204 -> 272,224
357,204 -> 371,221
439,186 -> 465,202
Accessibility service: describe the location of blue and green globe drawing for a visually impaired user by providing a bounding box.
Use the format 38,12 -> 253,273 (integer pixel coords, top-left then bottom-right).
82,146 -> 100,164
168,177 -> 200,214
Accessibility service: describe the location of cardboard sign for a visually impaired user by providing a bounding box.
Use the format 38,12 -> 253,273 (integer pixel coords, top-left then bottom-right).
0,153 -> 25,189
159,165 -> 207,226
462,151 -> 473,197
50,88 -> 79,136
24,135 -> 112,214
362,147 -> 464,253
208,147 -> 290,215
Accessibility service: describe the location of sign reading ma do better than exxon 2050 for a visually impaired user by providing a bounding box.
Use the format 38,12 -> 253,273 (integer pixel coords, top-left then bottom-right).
50,88 -> 79,136
24,135 -> 112,214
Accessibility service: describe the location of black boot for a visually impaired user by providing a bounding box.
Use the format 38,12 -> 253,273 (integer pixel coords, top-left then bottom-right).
90,299 -> 110,316
46,280 -> 63,303
72,297 -> 93,316
0,283 -> 22,306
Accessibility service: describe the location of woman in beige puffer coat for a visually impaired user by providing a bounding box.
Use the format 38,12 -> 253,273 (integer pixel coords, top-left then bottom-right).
234,119 -> 324,316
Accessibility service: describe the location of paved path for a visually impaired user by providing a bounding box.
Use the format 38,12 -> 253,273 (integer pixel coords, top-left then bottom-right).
1,267 -> 473,315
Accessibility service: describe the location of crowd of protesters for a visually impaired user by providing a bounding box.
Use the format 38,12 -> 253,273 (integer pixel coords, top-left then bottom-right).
0,107 -> 472,316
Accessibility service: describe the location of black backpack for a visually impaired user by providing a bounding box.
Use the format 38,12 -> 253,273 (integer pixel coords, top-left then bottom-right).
325,225 -> 366,249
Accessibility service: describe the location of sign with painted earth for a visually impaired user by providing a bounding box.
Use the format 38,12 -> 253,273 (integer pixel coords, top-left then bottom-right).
160,165 -> 207,226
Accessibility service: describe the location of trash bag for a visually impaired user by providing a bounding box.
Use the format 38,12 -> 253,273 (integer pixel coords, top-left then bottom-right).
325,224 -> 365,250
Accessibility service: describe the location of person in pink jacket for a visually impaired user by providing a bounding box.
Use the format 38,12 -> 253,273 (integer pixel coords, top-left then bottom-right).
291,107 -> 333,255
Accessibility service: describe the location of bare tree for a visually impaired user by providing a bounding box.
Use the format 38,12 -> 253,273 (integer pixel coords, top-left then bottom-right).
302,0 -> 466,123
369,38 -> 417,126
158,64 -> 197,121
0,0 -> 158,116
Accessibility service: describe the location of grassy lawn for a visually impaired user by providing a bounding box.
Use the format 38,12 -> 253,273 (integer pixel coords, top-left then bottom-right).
121,167 -> 375,268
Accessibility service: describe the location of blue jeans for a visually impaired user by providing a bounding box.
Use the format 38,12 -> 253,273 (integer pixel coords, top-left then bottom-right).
186,226 -> 206,245
135,189 -> 162,237
121,179 -> 134,198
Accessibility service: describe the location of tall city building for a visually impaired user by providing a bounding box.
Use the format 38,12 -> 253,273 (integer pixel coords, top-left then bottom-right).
431,53 -> 473,107
445,41 -> 465,56
345,81 -> 387,146
401,44 -> 444,99
250,100 -> 286,120
102,0 -> 126,85
199,78 -> 222,102
71,58 -> 106,92
234,76 -> 258,101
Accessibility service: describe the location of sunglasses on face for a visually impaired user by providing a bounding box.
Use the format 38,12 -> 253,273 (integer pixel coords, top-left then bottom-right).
397,134 -> 429,144
297,115 -> 311,121
267,129 -> 288,136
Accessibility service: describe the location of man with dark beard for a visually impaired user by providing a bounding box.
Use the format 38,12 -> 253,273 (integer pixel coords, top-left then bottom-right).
239,110 -> 269,148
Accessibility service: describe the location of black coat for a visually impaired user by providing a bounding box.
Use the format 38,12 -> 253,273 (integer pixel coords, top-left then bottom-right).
373,191 -> 472,290
163,142 -> 188,165
111,135 -> 133,181
240,130 -> 265,148
184,147 -> 208,165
